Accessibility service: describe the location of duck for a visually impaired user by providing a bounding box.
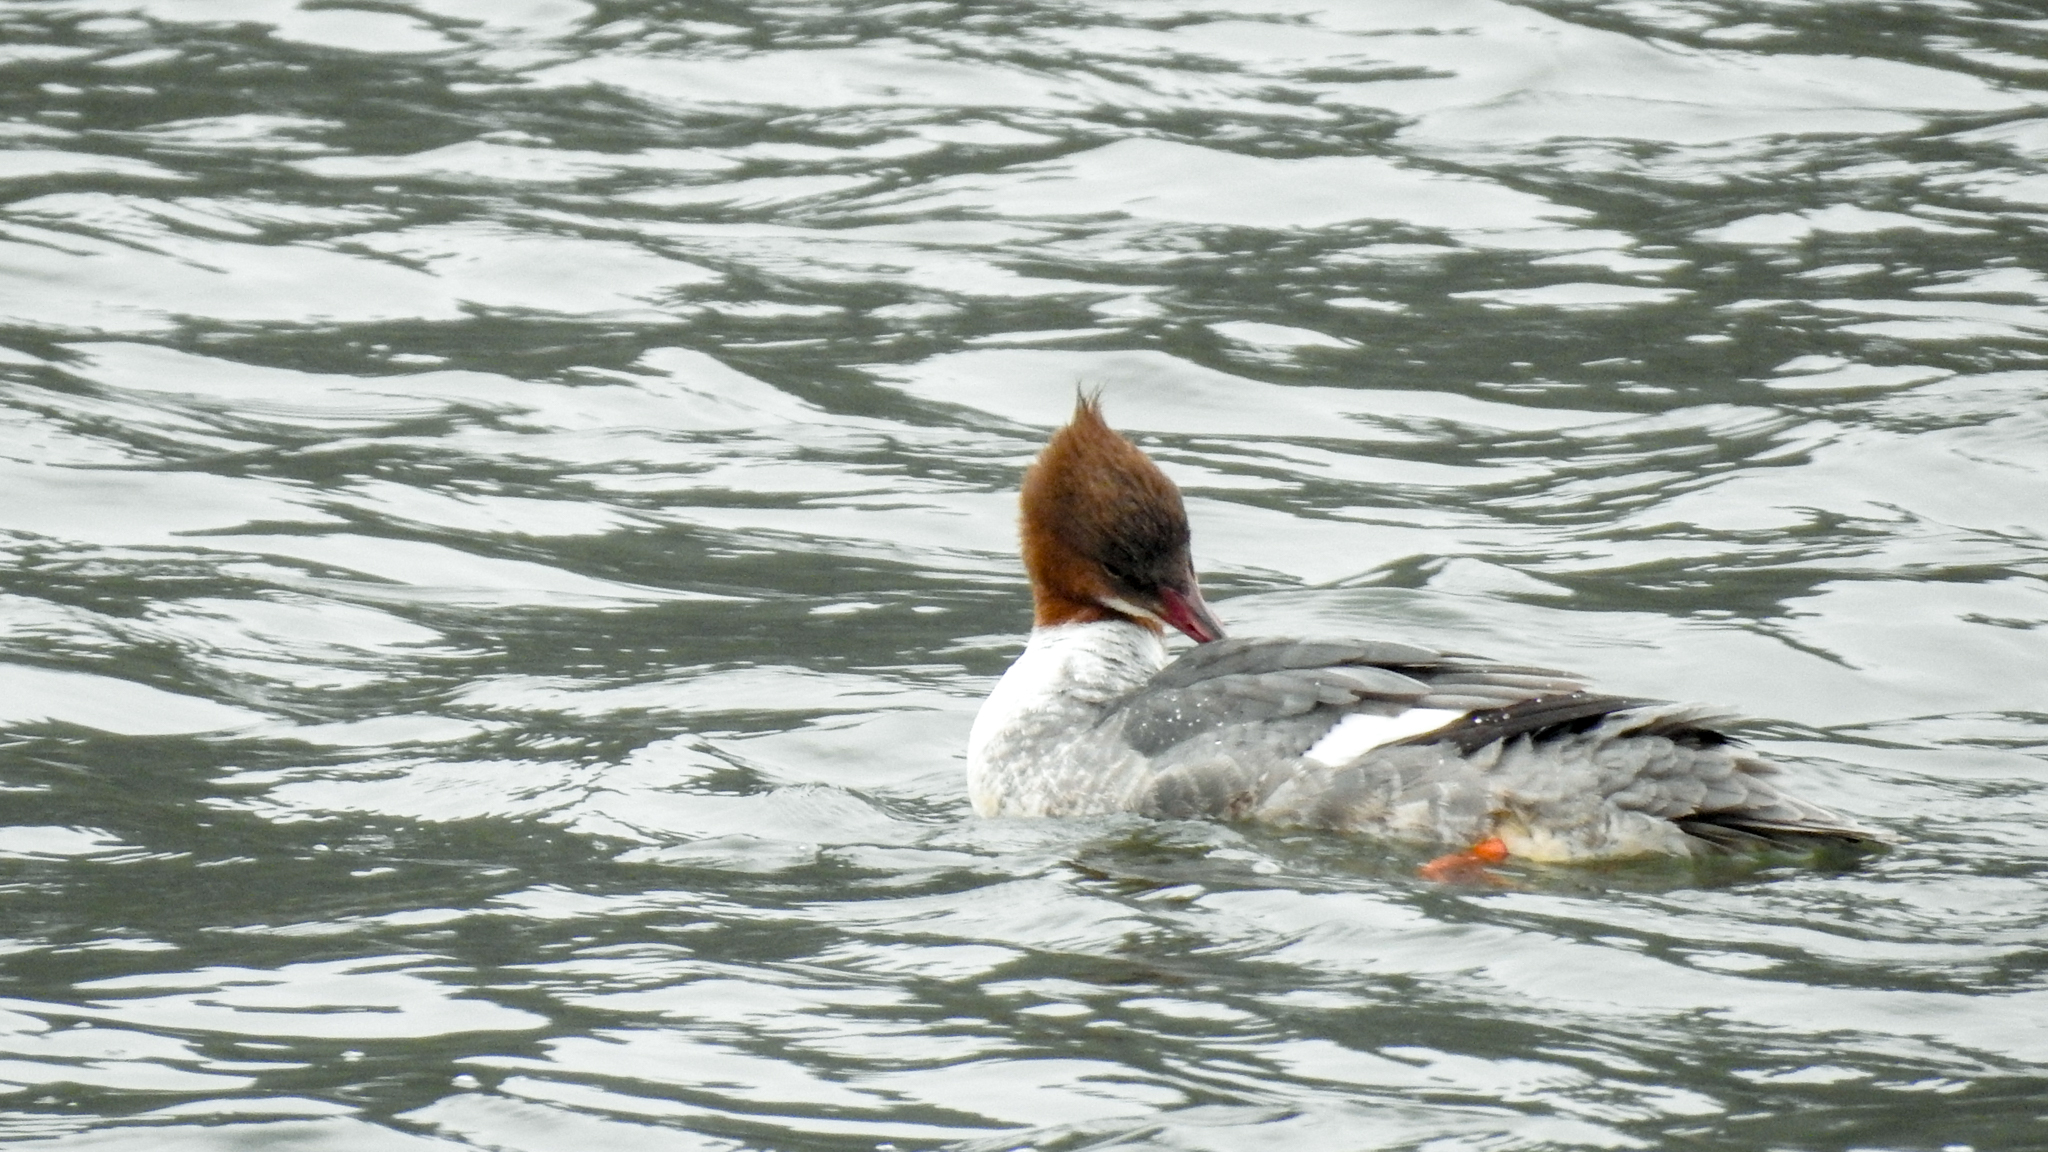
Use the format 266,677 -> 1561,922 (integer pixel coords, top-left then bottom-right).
966,396 -> 1883,869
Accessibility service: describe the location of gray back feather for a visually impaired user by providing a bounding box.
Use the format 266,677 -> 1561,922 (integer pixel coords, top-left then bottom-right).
1095,637 -> 1883,853
1116,637 -> 1602,757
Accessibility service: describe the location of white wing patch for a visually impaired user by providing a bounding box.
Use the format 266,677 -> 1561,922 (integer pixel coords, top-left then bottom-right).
1303,708 -> 1466,768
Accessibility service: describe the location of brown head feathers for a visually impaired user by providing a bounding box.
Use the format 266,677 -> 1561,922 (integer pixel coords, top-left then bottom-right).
1019,395 -> 1225,642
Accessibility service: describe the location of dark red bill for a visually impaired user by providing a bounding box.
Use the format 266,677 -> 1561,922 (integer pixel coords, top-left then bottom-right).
1158,584 -> 1226,643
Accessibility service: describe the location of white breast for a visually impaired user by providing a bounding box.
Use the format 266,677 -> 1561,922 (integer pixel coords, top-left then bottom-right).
967,620 -> 1168,816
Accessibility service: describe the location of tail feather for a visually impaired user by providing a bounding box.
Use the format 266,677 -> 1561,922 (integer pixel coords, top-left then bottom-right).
1675,808 -> 1886,854
1493,702 -> 1890,857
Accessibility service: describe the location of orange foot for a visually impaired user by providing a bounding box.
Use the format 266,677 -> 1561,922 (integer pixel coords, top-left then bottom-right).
1418,836 -> 1511,883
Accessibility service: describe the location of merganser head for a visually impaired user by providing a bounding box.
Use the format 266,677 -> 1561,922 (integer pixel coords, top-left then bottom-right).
1018,395 -> 1227,643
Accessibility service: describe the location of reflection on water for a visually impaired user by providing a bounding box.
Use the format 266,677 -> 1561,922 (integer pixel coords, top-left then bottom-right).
2,0 -> 2047,1147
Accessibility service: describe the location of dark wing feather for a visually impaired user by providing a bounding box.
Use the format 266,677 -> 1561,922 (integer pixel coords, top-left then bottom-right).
1115,637 -> 1599,757
1400,691 -> 1661,754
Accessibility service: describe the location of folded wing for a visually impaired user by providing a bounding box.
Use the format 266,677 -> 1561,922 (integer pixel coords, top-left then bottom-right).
1102,637 -> 1881,855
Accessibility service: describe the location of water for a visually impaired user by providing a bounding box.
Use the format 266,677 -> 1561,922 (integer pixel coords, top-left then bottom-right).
1,0 -> 2045,1148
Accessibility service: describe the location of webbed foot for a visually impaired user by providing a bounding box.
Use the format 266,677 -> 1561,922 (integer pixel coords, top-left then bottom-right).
1418,836 -> 1510,883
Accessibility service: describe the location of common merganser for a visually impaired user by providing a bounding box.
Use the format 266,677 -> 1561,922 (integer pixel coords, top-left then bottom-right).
967,397 -> 1883,866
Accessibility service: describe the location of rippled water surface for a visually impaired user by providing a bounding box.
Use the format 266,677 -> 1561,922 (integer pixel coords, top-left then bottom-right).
3,0 -> 2047,1147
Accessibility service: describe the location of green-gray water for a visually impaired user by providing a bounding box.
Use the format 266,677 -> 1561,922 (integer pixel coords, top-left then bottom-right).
3,1 -> 2046,1148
